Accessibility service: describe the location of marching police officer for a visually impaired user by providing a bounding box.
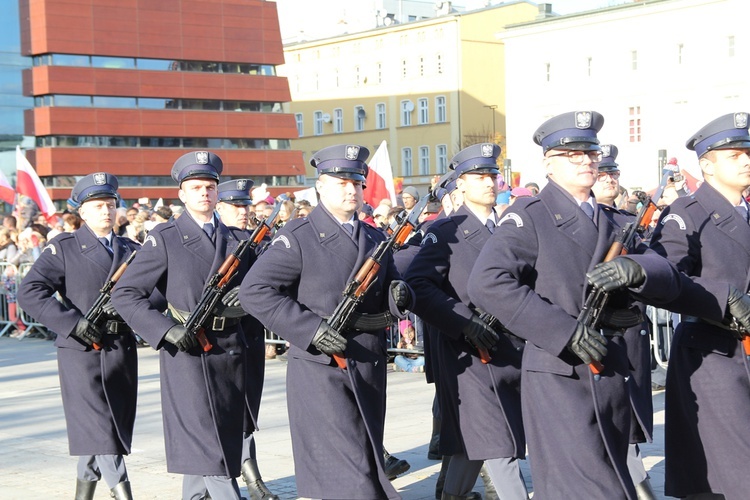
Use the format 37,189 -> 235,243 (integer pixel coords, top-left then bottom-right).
649,112 -> 750,499
112,151 -> 249,499
468,112 -> 681,499
18,173 -> 141,500
215,179 -> 279,500
239,144 -> 411,499
592,145 -> 657,499
405,143 -> 527,500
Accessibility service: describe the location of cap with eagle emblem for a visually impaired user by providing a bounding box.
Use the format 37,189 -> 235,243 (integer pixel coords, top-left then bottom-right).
449,143 -> 501,177
533,111 -> 604,153
70,172 -> 119,204
217,179 -> 254,205
310,144 -> 370,182
171,150 -> 223,184
598,144 -> 619,172
686,112 -> 750,158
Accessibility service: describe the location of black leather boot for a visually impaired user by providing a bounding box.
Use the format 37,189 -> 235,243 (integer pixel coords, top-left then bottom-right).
110,480 -> 133,500
480,464 -> 499,500
428,418 -> 442,460
441,492 -> 482,500
74,479 -> 97,500
383,448 -> 411,481
241,459 -> 279,500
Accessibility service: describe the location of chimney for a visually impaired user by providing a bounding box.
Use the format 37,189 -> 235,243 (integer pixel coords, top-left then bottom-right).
536,3 -> 553,19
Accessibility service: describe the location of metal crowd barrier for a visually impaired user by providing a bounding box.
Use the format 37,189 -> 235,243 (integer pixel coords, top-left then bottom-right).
0,262 -> 17,337
14,263 -> 50,340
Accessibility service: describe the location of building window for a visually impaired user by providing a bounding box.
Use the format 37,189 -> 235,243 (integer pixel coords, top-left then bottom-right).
402,59 -> 407,79
436,145 -> 448,174
587,57 -> 592,77
355,66 -> 361,87
402,147 -> 413,177
314,111 -> 323,136
401,100 -> 413,126
376,103 -> 386,129
419,146 -> 430,175
333,108 -> 343,134
437,54 -> 443,74
631,51 -> 638,71
295,113 -> 303,137
419,56 -> 424,77
417,98 -> 429,125
545,63 -> 551,82
628,106 -> 641,143
354,105 -> 365,132
677,44 -> 683,64
435,96 -> 446,123
729,36 -> 735,57
377,62 -> 382,84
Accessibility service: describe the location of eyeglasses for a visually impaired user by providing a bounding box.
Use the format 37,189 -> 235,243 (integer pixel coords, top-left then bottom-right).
548,151 -> 603,164
596,171 -> 621,181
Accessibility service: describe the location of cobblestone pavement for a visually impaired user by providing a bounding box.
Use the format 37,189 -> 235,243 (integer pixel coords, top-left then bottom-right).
0,336 -> 668,499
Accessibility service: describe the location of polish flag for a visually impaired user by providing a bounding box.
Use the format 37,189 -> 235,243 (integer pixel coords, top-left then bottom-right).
364,140 -> 397,207
0,169 -> 15,206
16,146 -> 57,221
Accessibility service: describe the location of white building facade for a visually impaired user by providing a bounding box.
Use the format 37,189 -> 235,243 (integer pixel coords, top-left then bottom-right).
500,0 -> 750,190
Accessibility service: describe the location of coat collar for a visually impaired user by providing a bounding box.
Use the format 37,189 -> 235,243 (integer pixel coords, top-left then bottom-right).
75,224 -> 114,275
539,180 -> 600,260
452,204 -> 492,250
695,182 -> 750,261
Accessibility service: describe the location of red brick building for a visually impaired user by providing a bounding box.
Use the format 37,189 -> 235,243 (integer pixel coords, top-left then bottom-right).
19,0 -> 302,206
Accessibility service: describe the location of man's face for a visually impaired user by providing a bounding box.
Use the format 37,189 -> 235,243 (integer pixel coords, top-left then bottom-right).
592,169 -> 621,204
402,193 -> 417,210
78,197 -> 116,235
457,172 -> 498,209
216,202 -> 249,230
701,148 -> 750,197
178,178 -> 218,219
316,174 -> 363,221
126,209 -> 138,222
545,149 -> 600,194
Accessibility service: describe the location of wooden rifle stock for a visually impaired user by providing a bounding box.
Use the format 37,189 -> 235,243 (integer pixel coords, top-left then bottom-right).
88,251 -> 137,351
328,197 -> 433,369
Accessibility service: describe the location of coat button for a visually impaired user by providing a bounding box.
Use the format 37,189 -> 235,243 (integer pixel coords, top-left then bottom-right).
229,349 -> 235,355
640,329 -> 647,336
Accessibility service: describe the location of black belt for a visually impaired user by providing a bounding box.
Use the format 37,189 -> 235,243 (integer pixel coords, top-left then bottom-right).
682,315 -> 742,338
167,305 -> 240,332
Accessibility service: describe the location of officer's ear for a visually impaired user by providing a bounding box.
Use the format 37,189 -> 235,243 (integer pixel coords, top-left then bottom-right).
698,154 -> 714,178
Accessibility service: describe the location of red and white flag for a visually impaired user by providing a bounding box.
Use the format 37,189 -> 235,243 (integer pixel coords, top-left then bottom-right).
364,140 -> 397,207
16,146 -> 57,221
0,168 -> 15,206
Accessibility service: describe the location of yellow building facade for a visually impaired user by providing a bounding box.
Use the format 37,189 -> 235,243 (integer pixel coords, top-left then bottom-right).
280,1 -> 538,193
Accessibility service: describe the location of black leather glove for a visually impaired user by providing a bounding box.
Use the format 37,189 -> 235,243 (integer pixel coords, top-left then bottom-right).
567,322 -> 608,364
587,257 -> 646,293
461,315 -> 500,350
213,286 -> 246,318
101,298 -> 120,319
164,325 -> 198,352
311,321 -> 347,356
389,280 -> 411,311
72,317 -> 102,346
727,286 -> 750,330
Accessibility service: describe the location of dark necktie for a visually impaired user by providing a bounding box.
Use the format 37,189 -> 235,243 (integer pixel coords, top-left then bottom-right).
343,223 -> 354,238
581,202 -> 595,220
203,223 -> 215,240
736,205 -> 749,224
99,237 -> 113,256
485,219 -> 496,234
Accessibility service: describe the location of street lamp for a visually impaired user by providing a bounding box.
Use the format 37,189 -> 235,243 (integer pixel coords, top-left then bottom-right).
483,104 -> 498,141
503,158 -> 512,187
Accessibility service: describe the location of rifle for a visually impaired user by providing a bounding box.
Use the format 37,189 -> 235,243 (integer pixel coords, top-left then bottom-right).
185,204 -> 283,352
327,195 -> 432,369
86,251 -> 137,351
580,171 -> 672,374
